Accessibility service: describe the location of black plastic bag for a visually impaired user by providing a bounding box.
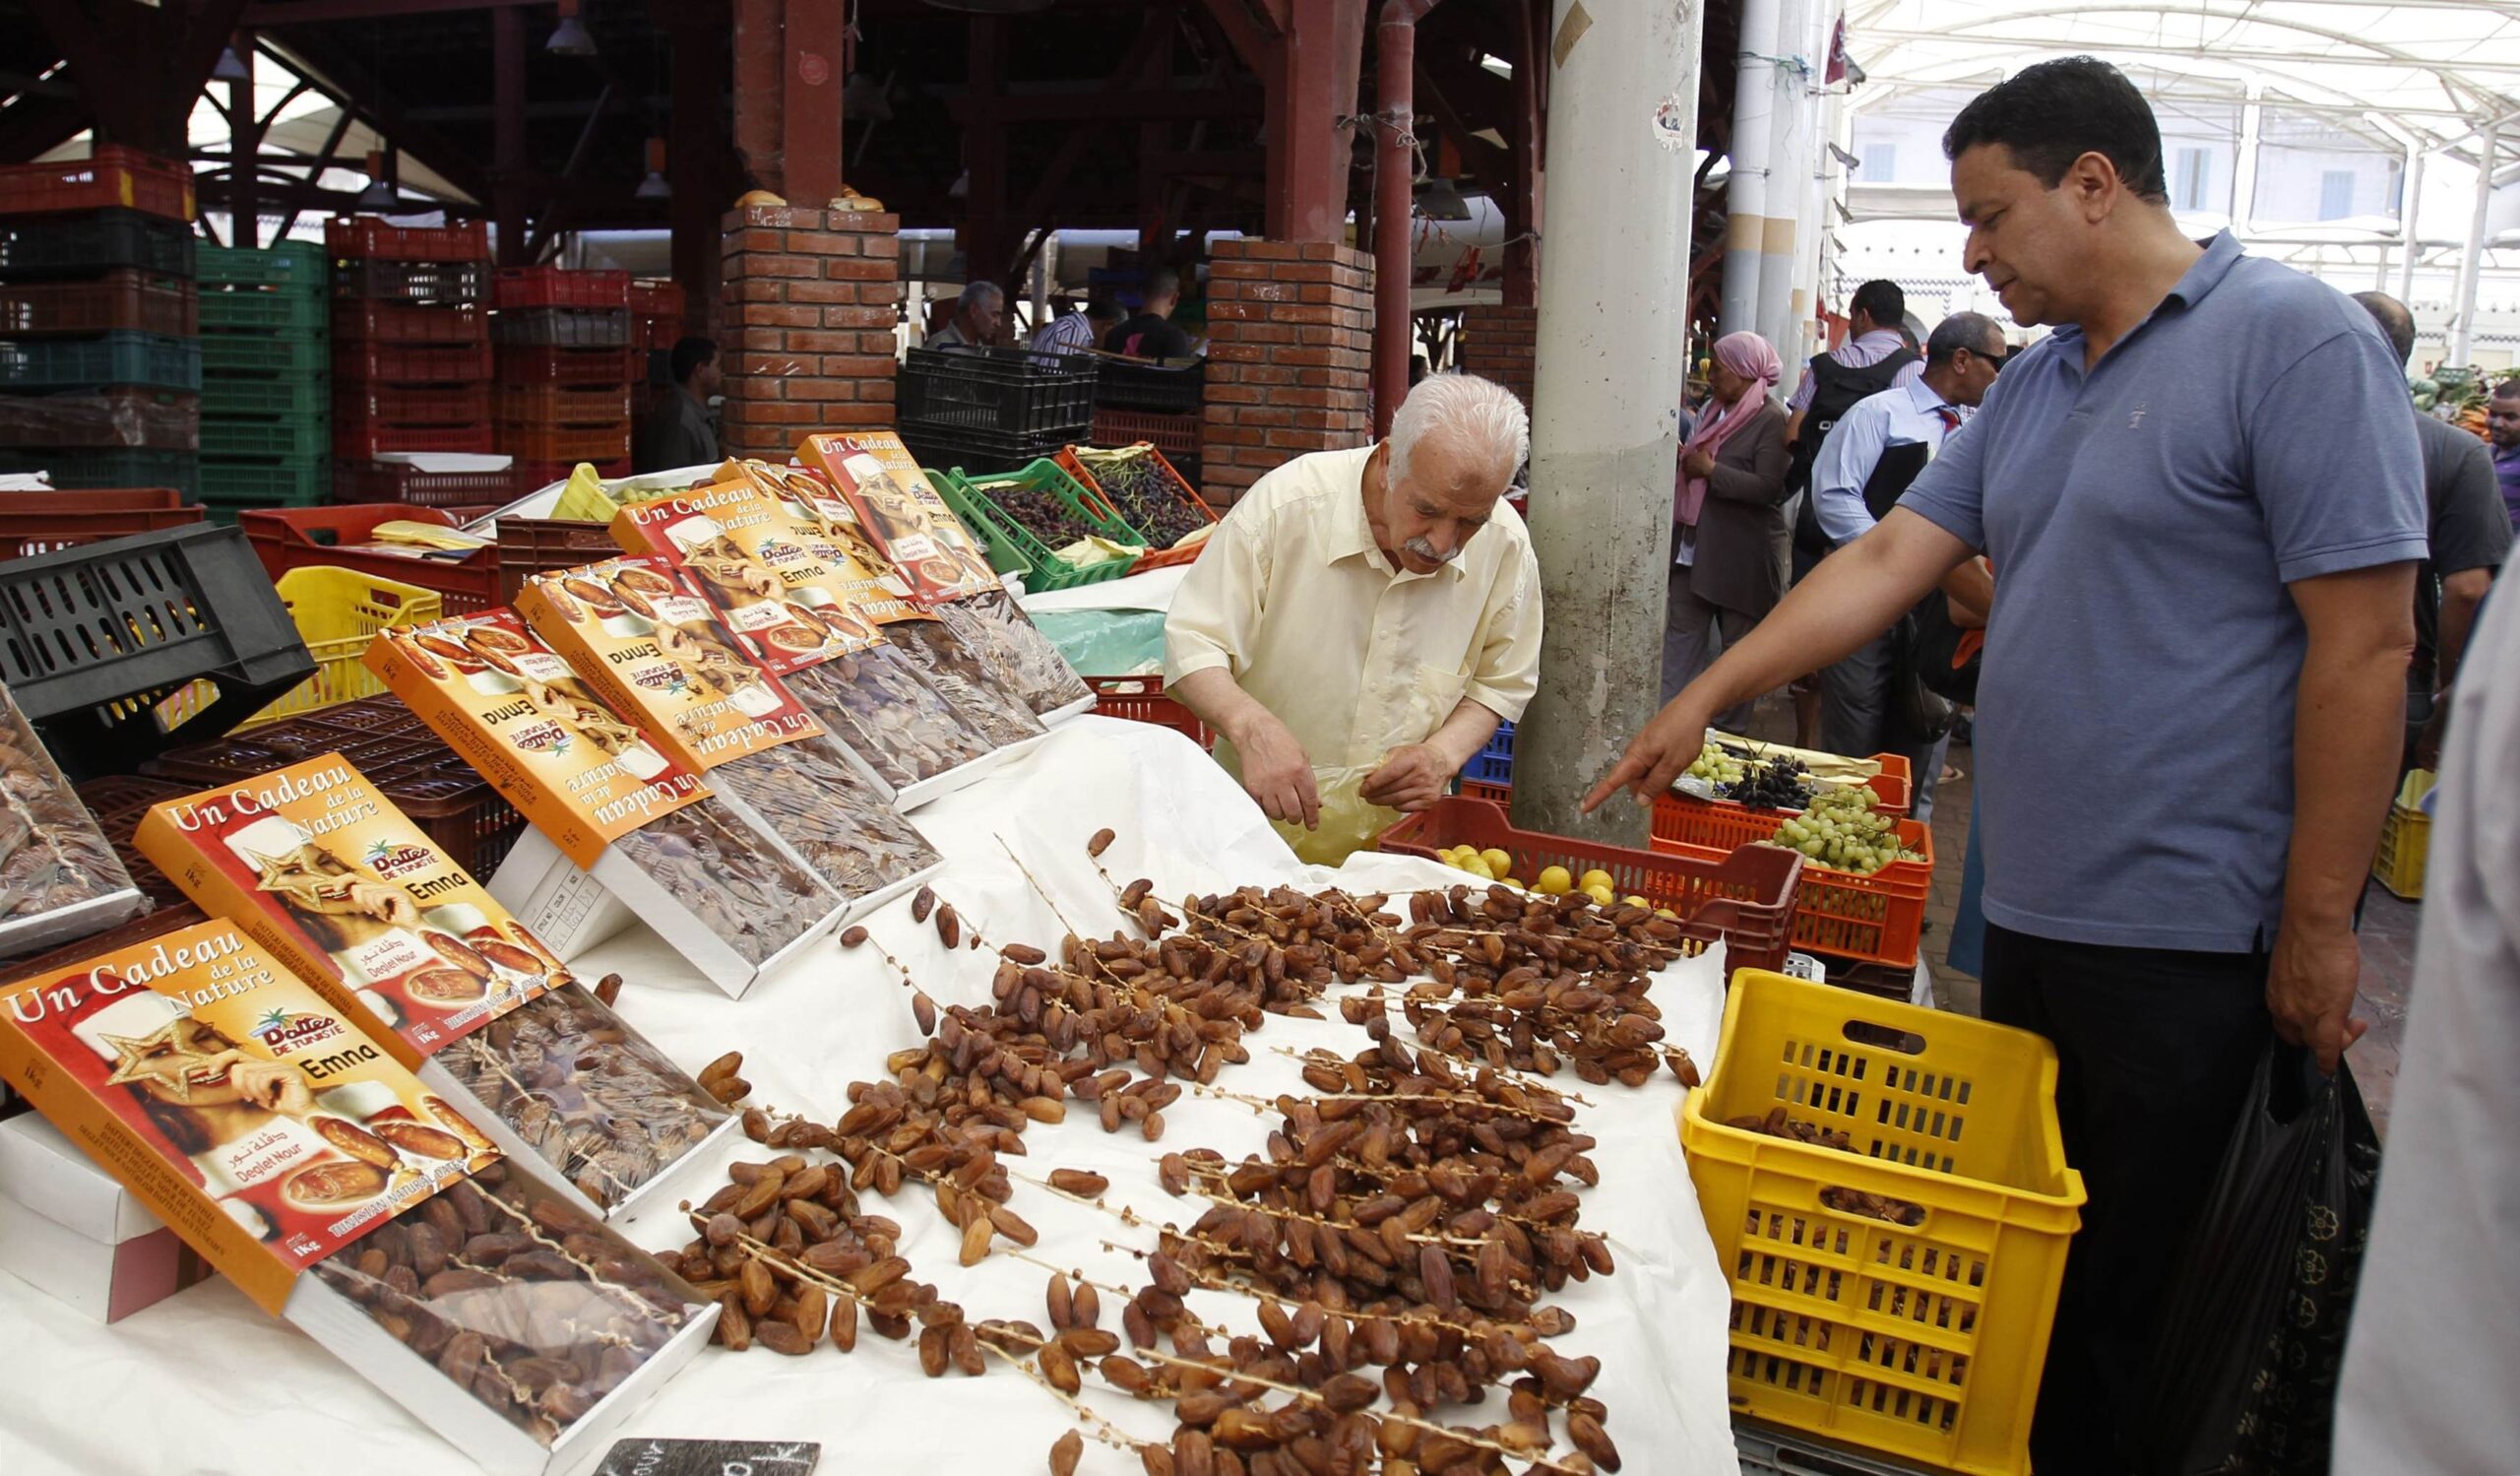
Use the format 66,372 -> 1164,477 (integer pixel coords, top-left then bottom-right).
2132,1045 -> 2381,1475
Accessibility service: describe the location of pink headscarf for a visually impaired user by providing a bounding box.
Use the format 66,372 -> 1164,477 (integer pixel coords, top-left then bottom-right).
1675,331 -> 1783,527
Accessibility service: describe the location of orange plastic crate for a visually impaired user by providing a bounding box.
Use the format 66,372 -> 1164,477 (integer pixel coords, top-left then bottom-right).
326,217 -> 491,262
492,266 -> 629,310
494,419 -> 631,463
1651,801 -> 1934,971
1378,797 -> 1804,977
493,382 -> 634,423
0,146 -> 193,222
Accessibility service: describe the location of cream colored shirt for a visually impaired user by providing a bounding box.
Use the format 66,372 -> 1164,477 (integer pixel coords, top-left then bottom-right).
1164,443 -> 1544,783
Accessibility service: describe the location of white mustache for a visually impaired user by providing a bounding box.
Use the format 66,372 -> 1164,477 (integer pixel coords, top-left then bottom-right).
1402,537 -> 1460,565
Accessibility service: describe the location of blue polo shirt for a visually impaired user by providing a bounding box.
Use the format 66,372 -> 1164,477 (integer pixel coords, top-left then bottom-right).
1900,231 -> 2427,951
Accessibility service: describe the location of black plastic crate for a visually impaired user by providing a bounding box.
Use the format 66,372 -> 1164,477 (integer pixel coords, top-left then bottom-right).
899,346 -> 1097,438
0,331 -> 201,395
900,421 -> 1087,478
1093,355 -> 1204,413
0,524 -> 315,780
0,208 -> 196,282
332,257 -> 490,305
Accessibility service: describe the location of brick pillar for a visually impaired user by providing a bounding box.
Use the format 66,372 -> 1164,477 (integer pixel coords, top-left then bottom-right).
1201,239 -> 1373,509
1457,304 -> 1538,412
718,205 -> 901,462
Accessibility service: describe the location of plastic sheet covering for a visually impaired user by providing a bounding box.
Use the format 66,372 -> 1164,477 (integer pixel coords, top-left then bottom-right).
1032,608 -> 1169,677
0,391 -> 198,450
0,720 -> 1742,1476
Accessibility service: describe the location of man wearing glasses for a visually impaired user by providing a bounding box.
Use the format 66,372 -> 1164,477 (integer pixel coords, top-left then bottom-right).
1807,310 -> 2007,819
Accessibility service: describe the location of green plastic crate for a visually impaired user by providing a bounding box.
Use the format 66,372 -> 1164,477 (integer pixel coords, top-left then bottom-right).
199,414 -> 331,459
196,241 -> 326,294
0,331 -> 200,393
201,331 -> 326,377
0,447 -> 198,498
202,372 -> 329,418
922,468 -> 1027,582
200,452 -> 328,509
200,289 -> 328,335
939,459 -> 1138,592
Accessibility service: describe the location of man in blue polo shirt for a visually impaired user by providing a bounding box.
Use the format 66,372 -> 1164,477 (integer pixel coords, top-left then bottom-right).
1589,57 -> 2425,1472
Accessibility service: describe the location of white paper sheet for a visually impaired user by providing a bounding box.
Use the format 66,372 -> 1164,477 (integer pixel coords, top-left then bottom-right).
0,718 -> 1740,1476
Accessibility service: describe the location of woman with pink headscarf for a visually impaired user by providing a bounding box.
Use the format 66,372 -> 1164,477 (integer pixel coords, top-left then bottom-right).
1664,330 -> 1791,724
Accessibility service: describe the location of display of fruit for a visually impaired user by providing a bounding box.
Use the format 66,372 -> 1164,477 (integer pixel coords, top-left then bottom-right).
1684,741 -> 1746,788
1726,752 -> 1818,810
1078,447 -> 1209,547
1774,786 -> 1915,874
970,475 -> 1113,551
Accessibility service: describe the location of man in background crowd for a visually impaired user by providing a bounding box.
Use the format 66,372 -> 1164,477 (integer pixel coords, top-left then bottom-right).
1587,58 -> 2424,1473
926,281 -> 1004,350
1033,293 -> 1122,355
1810,311 -> 2006,821
639,335 -> 720,472
2355,292 -> 2510,767
1104,268 -> 1197,359
2491,377 -> 2520,533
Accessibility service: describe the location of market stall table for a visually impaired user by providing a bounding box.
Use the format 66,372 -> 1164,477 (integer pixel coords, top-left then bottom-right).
0,719 -> 1742,1476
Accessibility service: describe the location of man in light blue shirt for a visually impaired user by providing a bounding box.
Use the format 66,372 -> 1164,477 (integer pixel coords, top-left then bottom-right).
1808,312 -> 2005,819
1589,59 -> 2424,1472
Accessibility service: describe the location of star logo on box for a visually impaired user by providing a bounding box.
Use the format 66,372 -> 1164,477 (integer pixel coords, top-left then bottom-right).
361,836 -> 439,881
254,1007 -> 346,1055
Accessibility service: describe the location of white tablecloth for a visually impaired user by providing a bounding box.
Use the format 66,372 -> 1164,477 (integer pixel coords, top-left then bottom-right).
0,719 -> 1740,1476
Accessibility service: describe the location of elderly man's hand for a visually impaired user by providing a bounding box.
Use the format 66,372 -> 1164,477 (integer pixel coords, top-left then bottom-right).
1237,711 -> 1321,830
1361,744 -> 1451,812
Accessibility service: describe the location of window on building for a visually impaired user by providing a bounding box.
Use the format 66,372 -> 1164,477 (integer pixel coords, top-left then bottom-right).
1862,145 -> 1897,183
2318,169 -> 2357,221
2176,148 -> 2211,211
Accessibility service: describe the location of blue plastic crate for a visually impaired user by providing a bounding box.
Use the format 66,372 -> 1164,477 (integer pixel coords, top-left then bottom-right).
1463,721 -> 1515,785
0,331 -> 201,394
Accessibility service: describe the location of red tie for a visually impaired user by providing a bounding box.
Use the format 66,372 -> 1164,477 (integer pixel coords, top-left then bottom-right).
1935,406 -> 1962,432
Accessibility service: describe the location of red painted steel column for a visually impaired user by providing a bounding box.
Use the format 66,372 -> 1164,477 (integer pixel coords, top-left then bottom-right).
733,0 -> 786,198
783,0 -> 848,206
1373,0 -> 1441,437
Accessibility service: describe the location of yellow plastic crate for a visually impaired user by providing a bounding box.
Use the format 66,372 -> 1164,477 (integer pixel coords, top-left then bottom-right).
1680,971 -> 2087,1476
242,567 -> 443,728
2370,769 -> 2432,901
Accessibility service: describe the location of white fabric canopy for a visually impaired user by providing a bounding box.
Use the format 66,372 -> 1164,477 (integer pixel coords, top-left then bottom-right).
0,720 -> 1742,1476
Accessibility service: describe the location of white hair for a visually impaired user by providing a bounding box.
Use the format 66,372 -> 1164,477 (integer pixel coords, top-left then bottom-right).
1388,372 -> 1530,490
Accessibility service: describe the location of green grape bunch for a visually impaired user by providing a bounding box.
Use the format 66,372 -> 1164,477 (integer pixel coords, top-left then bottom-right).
1772,787 -> 1918,875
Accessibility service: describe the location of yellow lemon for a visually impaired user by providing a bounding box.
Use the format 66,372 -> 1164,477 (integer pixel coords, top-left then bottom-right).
1623,895 -> 1649,908
1583,884 -> 1615,909
1579,868 -> 1613,893
1480,848 -> 1513,877
1500,876 -> 1522,890
1535,865 -> 1572,896
1655,907 -> 1679,921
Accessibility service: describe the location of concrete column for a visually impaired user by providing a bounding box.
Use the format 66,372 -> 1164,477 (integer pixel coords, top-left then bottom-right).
1718,0 -> 1780,338
1754,0 -> 1811,353
2450,123 -> 2498,367
1512,0 -> 1703,845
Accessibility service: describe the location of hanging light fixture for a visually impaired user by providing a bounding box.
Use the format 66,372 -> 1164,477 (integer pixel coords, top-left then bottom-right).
947,168 -> 971,200
213,41 -> 251,84
635,137 -> 670,201
546,0 -> 598,57
1412,176 -> 1472,222
354,149 -> 398,212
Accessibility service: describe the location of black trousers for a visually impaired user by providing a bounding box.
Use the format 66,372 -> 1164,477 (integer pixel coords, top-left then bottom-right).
1979,924 -> 2274,1476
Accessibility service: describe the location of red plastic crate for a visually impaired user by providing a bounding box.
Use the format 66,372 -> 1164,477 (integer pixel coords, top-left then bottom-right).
513,456 -> 630,486
325,217 -> 491,262
492,382 -> 632,423
332,298 -> 489,344
0,269 -> 196,337
334,419 -> 494,458
638,317 -> 682,351
332,459 -> 519,509
333,380 -> 489,425
494,344 -> 638,385
494,419 -> 630,463
1059,441 -> 1218,574
492,266 -> 630,310
627,280 -> 685,320
72,773 -> 194,907
0,146 -> 193,223
1651,802 -> 1934,972
0,487 -> 203,558
494,516 -> 625,603
239,502 -> 504,613
333,337 -> 493,383
1084,675 -> 1211,750
1379,798 -> 1805,978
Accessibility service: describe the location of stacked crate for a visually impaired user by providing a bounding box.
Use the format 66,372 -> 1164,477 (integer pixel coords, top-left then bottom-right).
329,218 -> 494,493
197,240 -> 329,512
0,148 -> 201,497
491,267 -> 636,485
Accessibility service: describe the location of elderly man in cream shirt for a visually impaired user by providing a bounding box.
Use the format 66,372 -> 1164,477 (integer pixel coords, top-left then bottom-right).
1165,373 -> 1543,862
